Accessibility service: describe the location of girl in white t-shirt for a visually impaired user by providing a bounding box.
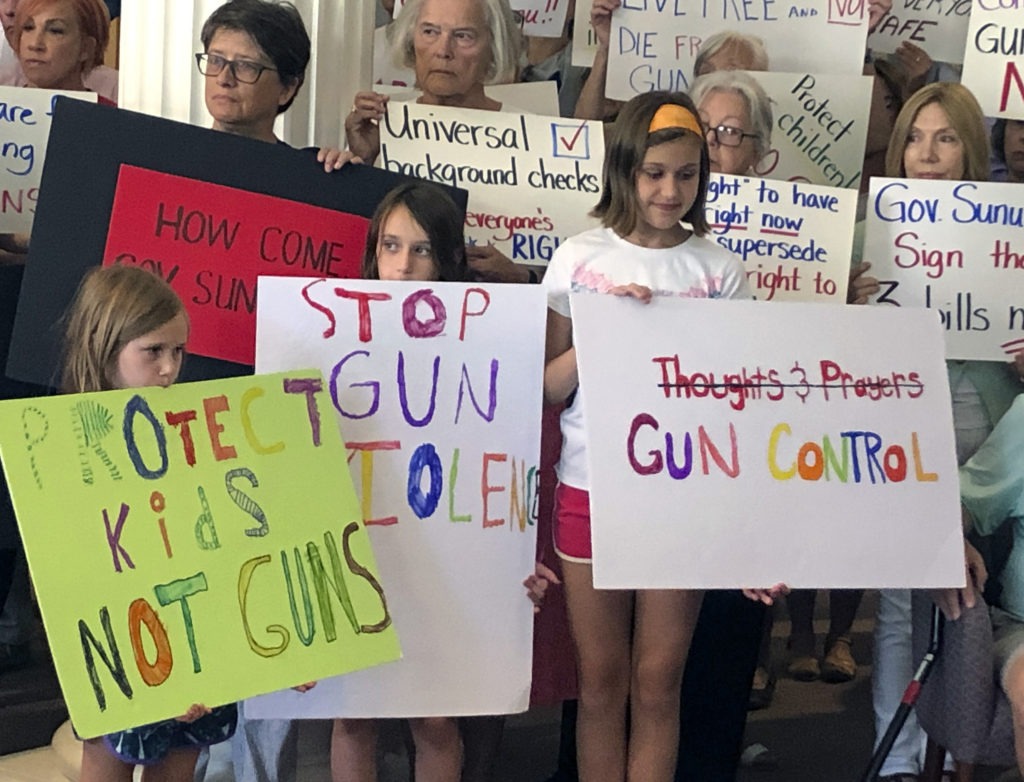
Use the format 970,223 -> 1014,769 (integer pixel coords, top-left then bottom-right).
542,91 -> 751,781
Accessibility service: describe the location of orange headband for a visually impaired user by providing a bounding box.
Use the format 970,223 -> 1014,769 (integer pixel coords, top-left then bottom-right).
648,104 -> 703,137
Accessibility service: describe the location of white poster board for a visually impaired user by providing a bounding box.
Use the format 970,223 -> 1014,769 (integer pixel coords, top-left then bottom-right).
865,177 -> 1024,361
571,0 -> 600,66
868,0 -> 973,64
0,88 -> 97,233
513,0 -> 571,36
573,295 -> 963,589
705,173 -> 856,303
606,0 -> 869,100
394,0 -> 569,36
378,102 -> 603,266
961,3 -> 1024,119
744,71 -> 872,190
248,278 -> 544,717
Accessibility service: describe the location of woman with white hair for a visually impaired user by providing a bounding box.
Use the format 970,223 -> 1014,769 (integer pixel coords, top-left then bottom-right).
690,69 -> 772,176
345,0 -> 523,164
347,0 -> 533,284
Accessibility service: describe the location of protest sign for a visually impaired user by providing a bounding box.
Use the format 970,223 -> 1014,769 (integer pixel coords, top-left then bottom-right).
0,372 -> 399,738
102,166 -> 367,367
393,0 -> 568,35
0,86 -> 96,233
743,71 -> 872,190
571,0 -> 599,66
705,173 -> 856,302
865,177 -> 1024,361
378,102 -> 603,266
606,0 -> 869,101
248,278 -> 544,717
511,0 -> 571,35
572,295 -> 963,589
961,3 -> 1024,118
6,99 -> 464,388
867,0 -> 973,64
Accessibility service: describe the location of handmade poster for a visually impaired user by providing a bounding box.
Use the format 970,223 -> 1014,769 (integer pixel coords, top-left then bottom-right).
515,0 -> 572,36
746,71 -> 873,190
961,3 -> 1024,118
606,0 -> 870,100
705,173 -> 856,302
6,99 -> 463,388
0,372 -> 399,738
865,177 -> 1024,361
394,0 -> 568,35
248,278 -> 544,717
102,166 -> 367,366
0,86 -> 96,233
572,295 -> 962,589
571,0 -> 600,66
378,102 -> 603,266
867,0 -> 973,64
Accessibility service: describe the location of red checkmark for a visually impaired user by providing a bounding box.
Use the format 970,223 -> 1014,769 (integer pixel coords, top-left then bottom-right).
559,123 -> 586,152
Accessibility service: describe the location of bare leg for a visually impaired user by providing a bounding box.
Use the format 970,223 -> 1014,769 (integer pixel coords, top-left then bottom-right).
562,559 -> 633,782
460,715 -> 505,782
331,718 -> 378,782
140,747 -> 200,782
409,717 -> 462,782
628,590 -> 702,782
79,738 -> 134,782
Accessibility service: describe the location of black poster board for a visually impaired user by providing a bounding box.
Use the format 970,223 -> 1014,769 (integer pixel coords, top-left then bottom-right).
7,98 -> 467,387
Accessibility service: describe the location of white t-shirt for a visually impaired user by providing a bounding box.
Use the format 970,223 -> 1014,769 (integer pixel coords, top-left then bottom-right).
544,225 -> 752,490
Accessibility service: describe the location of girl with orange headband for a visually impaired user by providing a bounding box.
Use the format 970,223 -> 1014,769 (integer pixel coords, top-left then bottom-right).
543,91 -> 752,781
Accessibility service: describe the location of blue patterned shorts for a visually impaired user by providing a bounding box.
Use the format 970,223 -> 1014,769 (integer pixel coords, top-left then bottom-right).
102,703 -> 237,765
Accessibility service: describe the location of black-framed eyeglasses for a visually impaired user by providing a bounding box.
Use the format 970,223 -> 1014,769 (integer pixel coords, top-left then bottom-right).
706,124 -> 759,148
195,52 -> 277,84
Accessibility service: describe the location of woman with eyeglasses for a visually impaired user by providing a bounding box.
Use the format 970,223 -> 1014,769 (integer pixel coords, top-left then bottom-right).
195,0 -> 352,171
196,0 -> 309,145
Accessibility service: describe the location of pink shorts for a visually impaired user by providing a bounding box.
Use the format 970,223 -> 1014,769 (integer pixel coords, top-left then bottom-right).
553,483 -> 592,562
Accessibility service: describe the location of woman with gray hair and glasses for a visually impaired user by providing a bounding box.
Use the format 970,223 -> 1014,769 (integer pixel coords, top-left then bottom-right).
690,69 -> 772,176
196,0 -> 352,170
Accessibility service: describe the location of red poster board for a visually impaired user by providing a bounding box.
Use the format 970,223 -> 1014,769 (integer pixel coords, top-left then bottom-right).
103,165 -> 368,365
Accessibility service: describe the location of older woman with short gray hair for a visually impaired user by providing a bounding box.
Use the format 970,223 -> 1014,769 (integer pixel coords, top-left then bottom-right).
690,70 -> 773,175
345,0 -> 524,164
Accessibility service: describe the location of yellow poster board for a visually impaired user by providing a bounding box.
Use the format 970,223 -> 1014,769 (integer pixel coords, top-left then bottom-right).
0,371 -> 399,738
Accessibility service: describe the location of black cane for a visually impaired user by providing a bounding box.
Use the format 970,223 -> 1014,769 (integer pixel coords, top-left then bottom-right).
861,603 -> 944,782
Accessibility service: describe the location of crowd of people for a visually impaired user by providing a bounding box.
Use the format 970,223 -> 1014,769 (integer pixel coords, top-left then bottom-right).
0,0 -> 1023,781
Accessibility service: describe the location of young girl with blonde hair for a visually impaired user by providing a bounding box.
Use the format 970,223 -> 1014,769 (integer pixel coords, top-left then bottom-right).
62,264 -> 236,782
